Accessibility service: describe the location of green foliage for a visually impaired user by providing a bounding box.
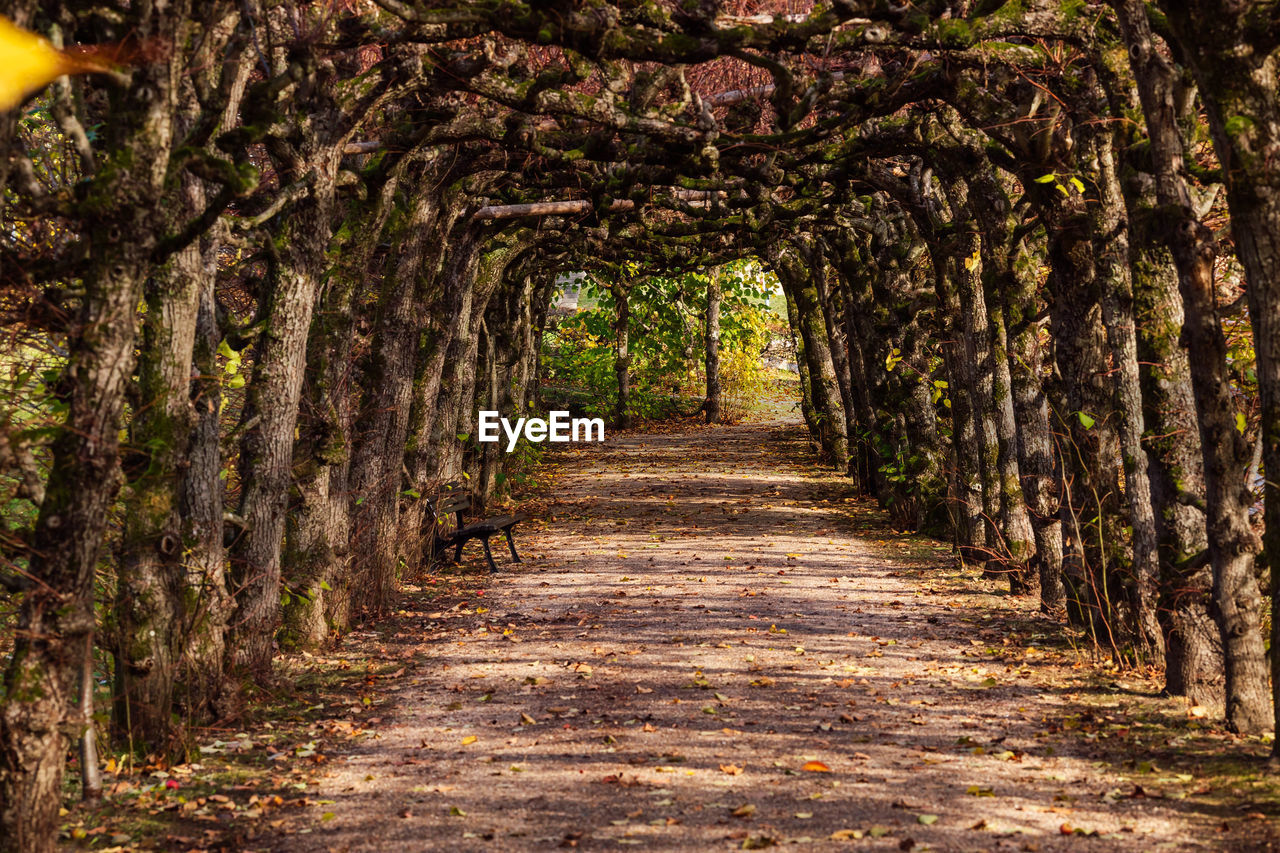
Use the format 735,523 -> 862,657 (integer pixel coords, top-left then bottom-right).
542,260 -> 781,424
541,317 -> 619,417
0,342 -> 65,649
718,299 -> 772,422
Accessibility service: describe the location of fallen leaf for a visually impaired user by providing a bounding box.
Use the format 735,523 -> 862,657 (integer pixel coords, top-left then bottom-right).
802,761 -> 831,773
461,735 -> 477,746
732,803 -> 757,818
720,764 -> 745,776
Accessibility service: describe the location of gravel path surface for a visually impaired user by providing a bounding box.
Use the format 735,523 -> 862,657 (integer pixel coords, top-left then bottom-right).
292,421 -> 1230,852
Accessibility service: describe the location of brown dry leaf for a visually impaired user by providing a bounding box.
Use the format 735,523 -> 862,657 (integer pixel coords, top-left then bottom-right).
636,686 -> 653,694
720,763 -> 745,776
802,761 -> 831,773
732,803 -> 757,818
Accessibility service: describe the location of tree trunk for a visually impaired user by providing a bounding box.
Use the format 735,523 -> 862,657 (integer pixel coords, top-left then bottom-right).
1091,129 -> 1165,660
344,167 -> 442,627
401,221 -> 480,573
784,288 -> 822,441
280,250 -> 358,649
479,271 -> 536,501
933,252 -> 987,564
951,228 -> 1006,571
612,281 -> 632,429
1130,216 -> 1221,707
833,235 -> 882,495
114,181 -> 206,749
1118,0 -> 1273,731
181,250 -> 232,715
437,244 -> 523,486
78,638 -> 101,804
703,271 -> 722,424
973,213 -> 1038,592
229,171 -> 338,673
814,251 -> 857,465
0,7 -> 186,844
774,247 -> 850,470
1042,188 -> 1125,648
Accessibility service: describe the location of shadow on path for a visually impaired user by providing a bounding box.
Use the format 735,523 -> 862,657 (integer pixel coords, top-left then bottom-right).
286,421 -> 1265,852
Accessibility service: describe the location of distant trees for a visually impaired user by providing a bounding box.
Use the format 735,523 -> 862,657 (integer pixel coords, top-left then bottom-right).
3,1 -> 1280,848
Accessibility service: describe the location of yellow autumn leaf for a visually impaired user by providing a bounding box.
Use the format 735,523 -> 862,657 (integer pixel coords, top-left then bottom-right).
0,17 -> 116,111
0,18 -> 70,110
461,735 -> 477,745
801,760 -> 831,773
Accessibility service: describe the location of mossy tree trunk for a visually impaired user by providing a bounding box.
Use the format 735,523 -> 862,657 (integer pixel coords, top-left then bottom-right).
832,235 -> 886,496
963,163 -> 1038,593
115,176 -> 211,749
113,29 -> 248,739
812,251 -> 856,464
1040,182 -> 1126,648
401,220 -> 481,574
1090,129 -> 1165,661
229,170 -> 338,673
783,288 -> 822,443
1118,0 -> 1272,731
344,159 -> 450,623
1129,213 -> 1222,707
926,233 -> 986,563
773,246 -> 850,471
0,3 -> 198,846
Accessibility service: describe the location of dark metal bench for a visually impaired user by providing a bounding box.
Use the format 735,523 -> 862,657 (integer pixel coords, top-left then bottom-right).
426,482 -> 526,573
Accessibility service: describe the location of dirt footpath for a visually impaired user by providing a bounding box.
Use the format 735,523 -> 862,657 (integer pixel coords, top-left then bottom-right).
286,421 -> 1264,852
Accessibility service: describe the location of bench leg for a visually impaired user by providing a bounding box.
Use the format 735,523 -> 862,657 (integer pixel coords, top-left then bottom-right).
504,529 -> 521,563
481,536 -> 498,573
454,539 -> 464,563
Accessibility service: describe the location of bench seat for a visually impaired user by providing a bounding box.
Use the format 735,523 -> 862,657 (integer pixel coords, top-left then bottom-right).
427,485 -> 526,573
